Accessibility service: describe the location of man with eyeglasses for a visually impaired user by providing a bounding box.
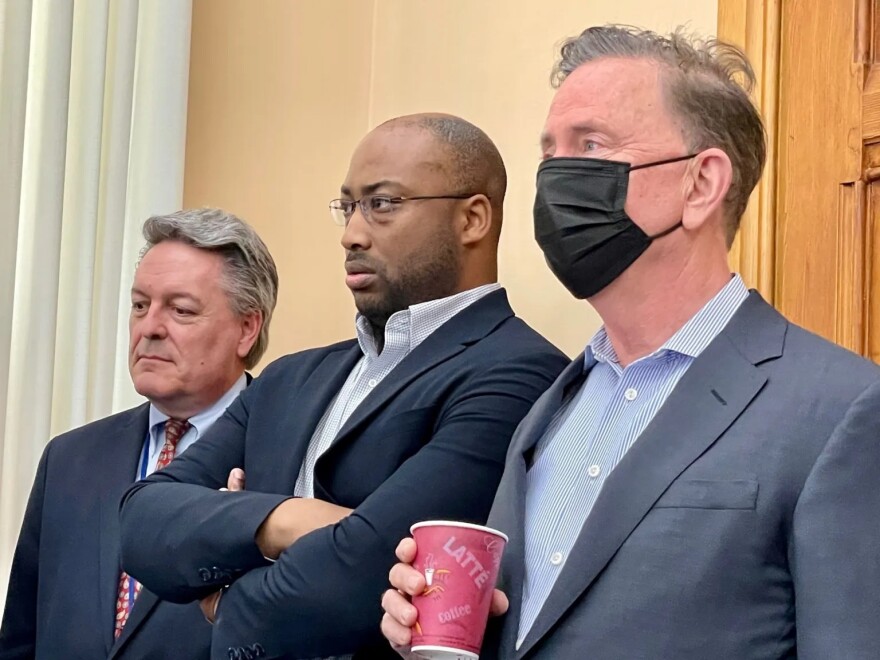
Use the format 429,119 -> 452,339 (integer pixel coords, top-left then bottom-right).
118,113 -> 568,659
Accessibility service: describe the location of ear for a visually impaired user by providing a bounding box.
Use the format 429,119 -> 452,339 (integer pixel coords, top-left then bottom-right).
457,194 -> 494,246
681,148 -> 733,232
236,310 -> 263,361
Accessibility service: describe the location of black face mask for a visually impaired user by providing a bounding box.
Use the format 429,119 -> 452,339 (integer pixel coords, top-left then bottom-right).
534,154 -> 696,299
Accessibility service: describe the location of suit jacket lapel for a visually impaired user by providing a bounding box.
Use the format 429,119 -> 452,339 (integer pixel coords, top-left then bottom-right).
516,292 -> 784,657
270,343 -> 363,487
99,404 -> 150,655
326,290 -> 515,452
490,358 -> 589,654
108,588 -> 161,658
110,376 -> 265,655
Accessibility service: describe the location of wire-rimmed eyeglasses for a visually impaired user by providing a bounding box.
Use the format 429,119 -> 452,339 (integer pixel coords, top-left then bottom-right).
328,193 -> 486,226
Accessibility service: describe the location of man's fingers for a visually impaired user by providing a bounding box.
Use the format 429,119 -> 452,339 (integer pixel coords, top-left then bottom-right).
395,537 -> 417,563
490,588 -> 510,616
389,562 -> 425,596
380,588 -> 422,657
384,541 -> 424,658
388,538 -> 425,600
380,611 -> 417,656
198,591 -> 221,624
227,467 -> 245,491
381,588 -> 418,626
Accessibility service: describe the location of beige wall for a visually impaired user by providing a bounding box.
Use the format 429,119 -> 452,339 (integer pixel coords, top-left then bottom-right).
183,0 -> 718,366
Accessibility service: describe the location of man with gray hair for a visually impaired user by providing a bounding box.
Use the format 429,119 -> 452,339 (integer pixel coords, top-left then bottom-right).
382,25 -> 880,658
0,208 -> 278,659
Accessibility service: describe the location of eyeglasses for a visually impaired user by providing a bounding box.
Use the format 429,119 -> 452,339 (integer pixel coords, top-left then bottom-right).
328,193 -> 485,226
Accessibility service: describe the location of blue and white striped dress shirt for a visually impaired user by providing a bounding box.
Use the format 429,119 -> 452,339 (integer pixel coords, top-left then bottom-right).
516,275 -> 749,647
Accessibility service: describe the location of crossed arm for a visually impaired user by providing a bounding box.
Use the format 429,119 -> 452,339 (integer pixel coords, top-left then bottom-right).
119,355 -> 560,657
198,468 -> 352,623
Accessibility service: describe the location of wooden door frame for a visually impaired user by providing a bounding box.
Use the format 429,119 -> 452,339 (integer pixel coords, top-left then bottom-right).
717,0 -> 781,303
719,0 -> 880,357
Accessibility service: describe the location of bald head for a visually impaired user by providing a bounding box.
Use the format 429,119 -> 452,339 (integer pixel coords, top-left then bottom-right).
339,113 -> 504,333
378,113 -> 507,232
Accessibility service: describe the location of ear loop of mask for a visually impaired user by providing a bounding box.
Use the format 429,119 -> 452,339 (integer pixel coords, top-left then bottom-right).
648,220 -> 683,240
630,153 -> 699,239
629,153 -> 699,171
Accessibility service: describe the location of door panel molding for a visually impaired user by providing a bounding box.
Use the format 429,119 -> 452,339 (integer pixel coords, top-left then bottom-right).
720,0 -> 880,359
717,0 -> 781,302
836,181 -> 868,353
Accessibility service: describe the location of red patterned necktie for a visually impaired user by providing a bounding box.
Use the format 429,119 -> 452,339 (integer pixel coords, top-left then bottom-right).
114,418 -> 190,637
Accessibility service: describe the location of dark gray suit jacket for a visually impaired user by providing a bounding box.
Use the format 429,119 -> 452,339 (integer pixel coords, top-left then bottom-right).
483,292 -> 880,659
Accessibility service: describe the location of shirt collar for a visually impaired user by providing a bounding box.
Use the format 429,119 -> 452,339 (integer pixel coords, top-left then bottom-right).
148,372 -> 248,447
585,274 -> 749,369
354,283 -> 502,357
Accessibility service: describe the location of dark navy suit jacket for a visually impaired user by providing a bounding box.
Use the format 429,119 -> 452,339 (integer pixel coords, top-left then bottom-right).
0,404 -> 212,660
119,290 -> 567,659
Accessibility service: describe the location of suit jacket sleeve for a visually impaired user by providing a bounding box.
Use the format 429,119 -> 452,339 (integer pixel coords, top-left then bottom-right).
791,379 -> 880,659
118,385 -> 290,603
0,445 -> 49,659
209,353 -> 565,658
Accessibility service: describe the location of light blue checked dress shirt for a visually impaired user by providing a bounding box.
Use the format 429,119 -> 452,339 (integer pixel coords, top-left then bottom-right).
294,283 -> 501,498
516,275 -> 749,648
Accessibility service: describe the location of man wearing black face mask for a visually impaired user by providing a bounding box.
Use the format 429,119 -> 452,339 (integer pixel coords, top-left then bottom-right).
534,153 -> 696,297
383,26 -> 880,659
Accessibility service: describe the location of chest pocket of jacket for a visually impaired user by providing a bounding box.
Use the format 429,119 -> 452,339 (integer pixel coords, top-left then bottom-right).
653,479 -> 758,510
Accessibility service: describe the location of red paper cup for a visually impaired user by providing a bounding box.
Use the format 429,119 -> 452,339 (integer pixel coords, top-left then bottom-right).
409,521 -> 508,659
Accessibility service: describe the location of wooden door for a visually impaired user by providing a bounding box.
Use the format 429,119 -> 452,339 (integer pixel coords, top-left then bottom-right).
719,0 -> 880,361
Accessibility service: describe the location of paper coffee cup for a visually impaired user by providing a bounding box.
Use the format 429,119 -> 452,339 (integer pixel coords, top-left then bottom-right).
410,521 -> 508,660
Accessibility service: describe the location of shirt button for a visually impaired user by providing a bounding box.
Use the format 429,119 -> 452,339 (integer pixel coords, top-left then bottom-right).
624,387 -> 638,401
549,551 -> 563,565
588,464 -> 601,478
368,378 -> 377,388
